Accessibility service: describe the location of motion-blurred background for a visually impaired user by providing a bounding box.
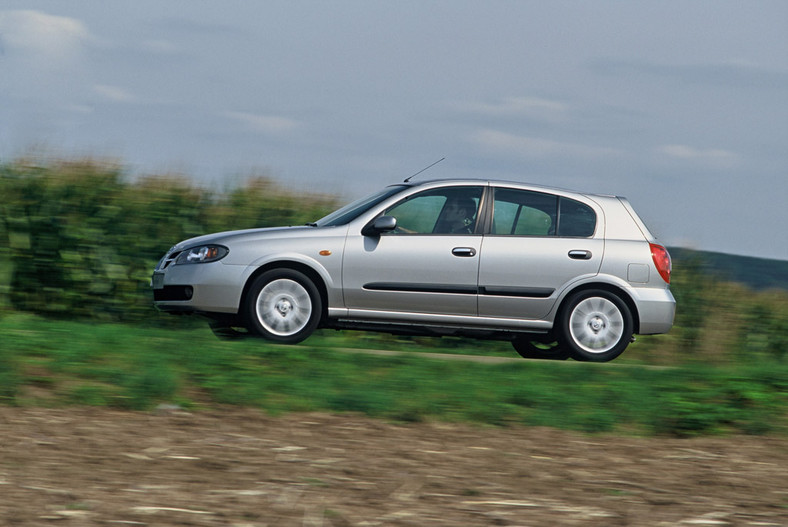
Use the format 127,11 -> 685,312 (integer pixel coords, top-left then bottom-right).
1,1 -> 786,436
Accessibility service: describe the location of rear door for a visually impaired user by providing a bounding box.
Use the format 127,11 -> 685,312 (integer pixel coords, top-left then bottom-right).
478,187 -> 603,320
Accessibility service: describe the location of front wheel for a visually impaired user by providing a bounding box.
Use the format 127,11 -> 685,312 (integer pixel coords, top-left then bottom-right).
245,269 -> 322,344
557,290 -> 633,362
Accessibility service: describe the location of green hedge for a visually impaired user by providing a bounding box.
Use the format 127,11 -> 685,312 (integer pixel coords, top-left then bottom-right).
0,158 -> 337,321
1,157 -> 785,366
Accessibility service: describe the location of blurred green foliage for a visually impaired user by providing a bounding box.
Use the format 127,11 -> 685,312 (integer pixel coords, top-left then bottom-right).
630,256 -> 787,365
0,158 -> 337,321
0,156 -> 786,437
668,247 -> 788,291
1,314 -> 785,436
0,156 -> 786,364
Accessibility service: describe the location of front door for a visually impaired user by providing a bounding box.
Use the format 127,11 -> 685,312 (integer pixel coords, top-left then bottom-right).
342,186 -> 485,317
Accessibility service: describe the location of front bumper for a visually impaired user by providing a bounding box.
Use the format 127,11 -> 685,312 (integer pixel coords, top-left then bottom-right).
152,261 -> 247,314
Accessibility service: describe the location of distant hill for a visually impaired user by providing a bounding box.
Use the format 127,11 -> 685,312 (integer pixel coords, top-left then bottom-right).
668,247 -> 788,291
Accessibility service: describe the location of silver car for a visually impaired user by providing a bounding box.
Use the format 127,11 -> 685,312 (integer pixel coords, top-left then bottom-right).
152,179 -> 675,362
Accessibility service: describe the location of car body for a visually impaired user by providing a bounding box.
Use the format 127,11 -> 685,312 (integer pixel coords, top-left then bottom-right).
152,179 -> 675,362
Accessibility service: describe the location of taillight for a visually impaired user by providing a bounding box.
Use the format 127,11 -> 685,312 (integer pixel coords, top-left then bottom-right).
650,243 -> 671,284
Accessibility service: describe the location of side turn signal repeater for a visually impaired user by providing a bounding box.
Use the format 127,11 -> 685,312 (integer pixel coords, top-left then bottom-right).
319,250 -> 332,256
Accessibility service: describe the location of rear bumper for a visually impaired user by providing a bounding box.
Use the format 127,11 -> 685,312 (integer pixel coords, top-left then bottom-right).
632,287 -> 676,334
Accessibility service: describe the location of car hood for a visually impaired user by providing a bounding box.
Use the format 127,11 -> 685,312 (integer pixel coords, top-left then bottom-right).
172,225 -> 318,251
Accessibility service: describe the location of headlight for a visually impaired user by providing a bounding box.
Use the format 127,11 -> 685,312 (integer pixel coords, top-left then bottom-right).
175,245 -> 228,264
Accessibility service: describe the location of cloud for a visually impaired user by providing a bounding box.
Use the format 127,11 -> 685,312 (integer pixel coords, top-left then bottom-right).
94,84 -> 137,103
140,39 -> 183,55
460,96 -> 568,115
657,144 -> 740,168
0,10 -> 90,67
471,129 -> 622,159
222,111 -> 301,135
591,58 -> 788,91
450,96 -> 568,122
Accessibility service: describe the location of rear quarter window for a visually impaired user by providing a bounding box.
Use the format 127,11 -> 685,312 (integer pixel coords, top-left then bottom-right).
557,197 -> 596,237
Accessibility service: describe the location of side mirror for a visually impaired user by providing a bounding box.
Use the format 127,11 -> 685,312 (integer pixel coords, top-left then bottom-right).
361,215 -> 397,237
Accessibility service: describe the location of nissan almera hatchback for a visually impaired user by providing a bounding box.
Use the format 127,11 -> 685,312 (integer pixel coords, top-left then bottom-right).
152,179 -> 675,362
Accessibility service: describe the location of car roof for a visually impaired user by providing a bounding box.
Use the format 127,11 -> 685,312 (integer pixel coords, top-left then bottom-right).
403,178 -> 619,200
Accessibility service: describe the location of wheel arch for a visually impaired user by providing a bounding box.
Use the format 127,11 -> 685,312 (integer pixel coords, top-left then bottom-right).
240,261 -> 330,324
556,282 -> 641,334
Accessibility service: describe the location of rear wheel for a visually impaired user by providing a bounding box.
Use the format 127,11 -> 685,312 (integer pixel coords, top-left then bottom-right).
245,269 -> 322,344
558,289 -> 633,362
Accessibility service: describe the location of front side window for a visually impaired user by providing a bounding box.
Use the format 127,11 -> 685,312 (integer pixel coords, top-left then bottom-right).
385,186 -> 483,234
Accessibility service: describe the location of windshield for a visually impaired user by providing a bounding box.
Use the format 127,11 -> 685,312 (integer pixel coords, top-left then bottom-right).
315,185 -> 409,227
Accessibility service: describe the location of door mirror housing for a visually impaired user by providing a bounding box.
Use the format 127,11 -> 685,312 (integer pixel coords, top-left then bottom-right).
361,215 -> 397,237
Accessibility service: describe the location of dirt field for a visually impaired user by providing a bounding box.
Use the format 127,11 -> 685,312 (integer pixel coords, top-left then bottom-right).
1,407 -> 786,526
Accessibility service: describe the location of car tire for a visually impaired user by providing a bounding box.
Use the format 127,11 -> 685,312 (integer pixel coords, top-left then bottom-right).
558,289 -> 633,362
245,269 -> 322,344
512,336 -> 570,360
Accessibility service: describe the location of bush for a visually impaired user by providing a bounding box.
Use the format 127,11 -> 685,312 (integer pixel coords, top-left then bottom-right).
0,158 -> 338,322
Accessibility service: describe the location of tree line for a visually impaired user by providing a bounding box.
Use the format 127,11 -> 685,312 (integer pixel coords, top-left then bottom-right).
0,158 -> 337,322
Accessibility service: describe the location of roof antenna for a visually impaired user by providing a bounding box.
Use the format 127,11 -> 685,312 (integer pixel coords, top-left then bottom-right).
404,157 -> 445,183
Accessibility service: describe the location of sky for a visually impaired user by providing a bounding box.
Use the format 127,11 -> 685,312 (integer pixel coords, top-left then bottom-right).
1,1 -> 786,260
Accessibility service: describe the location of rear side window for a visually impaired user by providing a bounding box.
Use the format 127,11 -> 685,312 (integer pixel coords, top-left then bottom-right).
557,197 -> 596,237
491,188 -> 596,237
492,189 -> 556,235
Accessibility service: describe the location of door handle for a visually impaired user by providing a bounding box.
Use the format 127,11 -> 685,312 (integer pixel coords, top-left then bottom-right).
568,250 -> 592,260
452,247 -> 477,257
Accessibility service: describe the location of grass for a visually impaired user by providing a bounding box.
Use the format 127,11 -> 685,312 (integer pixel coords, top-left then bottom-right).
2,313 -> 786,437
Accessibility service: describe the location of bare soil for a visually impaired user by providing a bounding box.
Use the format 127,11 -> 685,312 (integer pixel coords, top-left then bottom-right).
1,407 -> 786,526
